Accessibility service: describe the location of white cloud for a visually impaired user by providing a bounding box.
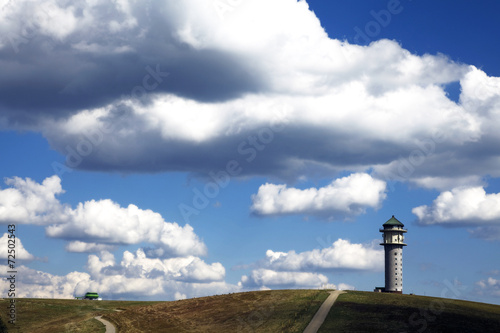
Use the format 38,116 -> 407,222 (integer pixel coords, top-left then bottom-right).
476,277 -> 500,298
409,176 -> 485,191
1,0 -> 496,186
261,239 -> 383,272
0,0 -> 78,42
0,233 -> 35,260
65,241 -> 116,253
0,249 -> 235,300
0,265 -> 91,299
240,269 -> 328,289
460,66 -> 500,117
85,249 -> 226,284
337,283 -> 355,291
413,186 -> 500,226
250,173 -> 387,218
0,175 -> 207,257
239,239 -> 382,290
0,175 -> 232,299
46,199 -> 207,257
0,175 -> 67,225
115,249 -> 225,283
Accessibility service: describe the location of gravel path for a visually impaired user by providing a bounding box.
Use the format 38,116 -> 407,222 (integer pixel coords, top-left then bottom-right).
303,290 -> 346,333
95,316 -> 116,333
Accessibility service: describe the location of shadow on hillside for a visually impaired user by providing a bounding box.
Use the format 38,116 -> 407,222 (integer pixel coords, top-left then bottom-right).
0,317 -> 7,333
320,292 -> 500,333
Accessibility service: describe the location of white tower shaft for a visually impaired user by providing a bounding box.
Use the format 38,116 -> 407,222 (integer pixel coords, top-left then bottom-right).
380,216 -> 407,293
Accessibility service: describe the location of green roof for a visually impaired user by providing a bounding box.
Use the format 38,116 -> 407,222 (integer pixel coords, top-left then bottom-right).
383,215 -> 404,227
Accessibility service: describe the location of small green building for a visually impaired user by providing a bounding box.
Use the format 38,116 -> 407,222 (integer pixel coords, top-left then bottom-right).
83,292 -> 100,300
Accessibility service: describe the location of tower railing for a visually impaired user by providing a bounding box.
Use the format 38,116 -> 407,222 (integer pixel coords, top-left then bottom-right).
379,228 -> 407,233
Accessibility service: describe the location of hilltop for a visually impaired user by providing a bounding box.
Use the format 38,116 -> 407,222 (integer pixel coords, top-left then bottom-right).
1,290 -> 499,332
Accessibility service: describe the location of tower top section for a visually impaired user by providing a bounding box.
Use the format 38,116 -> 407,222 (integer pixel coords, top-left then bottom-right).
380,215 -> 407,245
382,215 -> 405,228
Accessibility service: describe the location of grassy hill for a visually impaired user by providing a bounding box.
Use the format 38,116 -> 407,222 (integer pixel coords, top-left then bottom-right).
102,289 -> 328,332
0,290 -> 499,332
320,291 -> 500,333
0,298 -> 160,333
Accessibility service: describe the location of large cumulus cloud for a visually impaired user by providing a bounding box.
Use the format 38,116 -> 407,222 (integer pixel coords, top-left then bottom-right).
0,175 -> 207,257
412,185 -> 500,240
0,0 -> 262,121
250,173 -> 386,219
413,186 -> 500,226
0,249 -> 235,300
0,174 -> 234,300
239,238 -> 381,290
1,0 -> 498,186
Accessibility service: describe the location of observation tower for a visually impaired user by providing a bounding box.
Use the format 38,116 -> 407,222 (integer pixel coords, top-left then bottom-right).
380,215 -> 407,293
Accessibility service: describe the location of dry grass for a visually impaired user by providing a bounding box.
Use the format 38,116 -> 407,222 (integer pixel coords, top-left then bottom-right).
0,290 -> 328,332
2,289 -> 499,333
104,289 -> 329,333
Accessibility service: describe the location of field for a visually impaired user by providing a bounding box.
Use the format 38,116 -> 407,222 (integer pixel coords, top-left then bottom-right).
0,290 -> 499,332
0,290 -> 328,332
102,289 -> 328,333
320,291 -> 500,333
0,298 -> 159,333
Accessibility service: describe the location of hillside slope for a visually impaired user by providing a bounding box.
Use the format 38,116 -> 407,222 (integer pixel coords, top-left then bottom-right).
104,290 -> 500,333
321,291 -> 500,333
0,298 -> 160,333
103,289 -> 329,333
1,290 -> 499,332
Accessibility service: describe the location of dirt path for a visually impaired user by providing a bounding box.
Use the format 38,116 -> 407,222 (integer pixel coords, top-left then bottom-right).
95,316 -> 116,333
303,290 -> 346,333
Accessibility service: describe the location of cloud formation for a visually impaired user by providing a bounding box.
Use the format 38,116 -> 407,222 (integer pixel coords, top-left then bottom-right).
0,249 -> 233,300
0,175 -> 206,257
0,174 -> 236,300
65,241 -> 115,253
413,186 -> 500,226
476,277 -> 500,298
251,173 -> 387,218
0,234 -> 35,260
91,249 -> 225,284
260,239 -> 383,272
239,238 -> 382,290
0,0 -> 262,118
240,269 -> 329,289
0,175 -> 67,225
1,0 -> 498,187
46,199 -> 207,257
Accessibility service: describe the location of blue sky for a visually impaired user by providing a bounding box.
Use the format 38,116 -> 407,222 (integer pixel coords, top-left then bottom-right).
1,0 -> 500,306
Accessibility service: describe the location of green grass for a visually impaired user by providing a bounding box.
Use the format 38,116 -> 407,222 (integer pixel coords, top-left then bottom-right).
320,291 -> 500,333
0,298 -> 159,333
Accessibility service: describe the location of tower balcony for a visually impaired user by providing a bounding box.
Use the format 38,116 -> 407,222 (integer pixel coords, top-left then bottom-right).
380,241 -> 407,246
379,228 -> 407,233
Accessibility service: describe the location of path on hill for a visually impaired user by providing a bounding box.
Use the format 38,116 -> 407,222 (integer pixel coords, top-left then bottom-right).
95,316 -> 116,333
303,290 -> 346,333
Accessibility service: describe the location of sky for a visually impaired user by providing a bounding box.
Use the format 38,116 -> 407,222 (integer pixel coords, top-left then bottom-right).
0,0 -> 500,306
